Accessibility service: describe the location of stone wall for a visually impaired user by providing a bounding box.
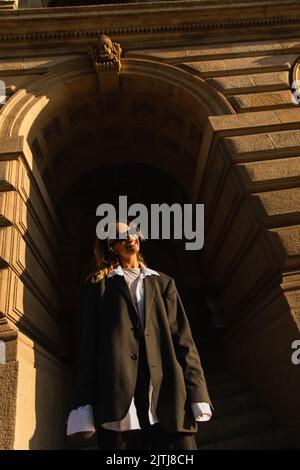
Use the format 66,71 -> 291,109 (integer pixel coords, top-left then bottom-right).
128,37 -> 300,422
0,0 -> 300,449
14,332 -> 70,450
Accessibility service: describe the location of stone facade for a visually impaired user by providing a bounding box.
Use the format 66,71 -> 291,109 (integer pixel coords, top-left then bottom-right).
0,0 -> 299,449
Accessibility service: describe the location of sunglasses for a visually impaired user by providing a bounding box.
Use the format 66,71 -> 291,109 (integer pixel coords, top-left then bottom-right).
108,230 -> 143,247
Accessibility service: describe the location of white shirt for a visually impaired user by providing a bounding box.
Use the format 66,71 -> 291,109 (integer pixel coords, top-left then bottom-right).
67,263 -> 212,436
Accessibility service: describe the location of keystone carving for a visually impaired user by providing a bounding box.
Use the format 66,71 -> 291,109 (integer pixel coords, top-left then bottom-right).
91,35 -> 122,95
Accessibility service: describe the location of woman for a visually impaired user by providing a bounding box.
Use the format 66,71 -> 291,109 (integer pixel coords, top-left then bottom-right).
67,221 -> 214,450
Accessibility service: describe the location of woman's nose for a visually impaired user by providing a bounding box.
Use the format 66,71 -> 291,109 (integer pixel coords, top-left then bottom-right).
127,233 -> 138,242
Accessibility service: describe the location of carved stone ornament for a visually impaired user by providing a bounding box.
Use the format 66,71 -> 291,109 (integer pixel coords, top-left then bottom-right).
93,34 -> 122,72
91,35 -> 122,94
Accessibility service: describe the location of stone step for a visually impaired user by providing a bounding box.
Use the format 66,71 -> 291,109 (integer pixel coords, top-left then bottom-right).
198,426 -> 300,450
196,408 -> 274,445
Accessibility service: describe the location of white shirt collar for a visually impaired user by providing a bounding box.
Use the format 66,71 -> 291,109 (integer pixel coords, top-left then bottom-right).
107,262 -> 160,279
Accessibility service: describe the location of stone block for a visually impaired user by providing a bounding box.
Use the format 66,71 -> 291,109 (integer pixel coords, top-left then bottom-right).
128,39 -> 300,63
225,129 -> 300,159
252,187 -> 300,221
183,54 -> 296,78
0,361 -> 18,450
0,159 -> 19,190
209,110 -> 282,134
0,225 -> 59,311
235,157 -> 300,190
14,331 -> 71,449
230,90 -> 294,112
0,268 -> 60,350
225,133 -> 275,158
269,225 -> 300,262
208,71 -> 289,94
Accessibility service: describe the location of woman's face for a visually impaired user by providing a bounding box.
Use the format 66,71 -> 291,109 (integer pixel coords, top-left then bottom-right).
110,223 -> 140,259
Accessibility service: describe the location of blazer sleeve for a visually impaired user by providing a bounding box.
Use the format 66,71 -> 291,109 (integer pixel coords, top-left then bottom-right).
70,280 -> 99,410
164,277 -> 214,410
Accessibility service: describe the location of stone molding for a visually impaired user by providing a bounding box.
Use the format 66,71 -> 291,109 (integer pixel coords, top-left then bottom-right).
1,1 -> 300,46
0,0 -> 17,10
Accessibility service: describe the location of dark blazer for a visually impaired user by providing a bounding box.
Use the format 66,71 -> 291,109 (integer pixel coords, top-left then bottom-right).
71,270 -> 214,433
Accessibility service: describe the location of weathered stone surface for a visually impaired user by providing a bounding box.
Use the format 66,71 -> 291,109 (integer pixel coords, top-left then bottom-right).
208,71 -> 289,94
270,225 -> 300,261
230,90 -> 294,112
225,130 -> 300,158
209,110 -> 283,133
0,160 -> 18,190
225,133 -> 275,157
1,0 -> 300,450
183,54 -> 296,78
236,157 -> 300,190
0,55 -> 83,74
0,269 -> 60,349
14,332 -> 71,450
0,190 -> 16,226
0,225 -> 59,311
128,39 -> 300,62
252,187 -> 300,221
0,361 -> 18,450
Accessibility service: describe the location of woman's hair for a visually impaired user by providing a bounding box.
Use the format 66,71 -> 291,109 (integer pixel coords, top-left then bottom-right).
84,222 -> 146,284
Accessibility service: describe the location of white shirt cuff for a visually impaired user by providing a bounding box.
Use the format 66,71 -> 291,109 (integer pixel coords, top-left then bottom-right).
66,404 -> 96,436
191,402 -> 213,422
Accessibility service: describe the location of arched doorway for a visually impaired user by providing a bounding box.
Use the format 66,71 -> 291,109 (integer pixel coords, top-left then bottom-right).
0,54 -> 299,449
56,162 -> 212,377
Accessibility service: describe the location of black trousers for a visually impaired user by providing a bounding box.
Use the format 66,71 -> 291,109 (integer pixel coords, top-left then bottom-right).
97,336 -> 197,451
97,424 -> 197,450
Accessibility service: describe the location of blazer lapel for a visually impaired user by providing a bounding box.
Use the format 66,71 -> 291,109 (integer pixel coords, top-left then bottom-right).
109,275 -> 138,314
144,275 -> 156,330
108,273 -> 157,332
108,275 -> 146,340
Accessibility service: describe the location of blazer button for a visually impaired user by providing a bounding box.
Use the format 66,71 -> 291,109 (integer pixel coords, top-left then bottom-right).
130,353 -> 138,360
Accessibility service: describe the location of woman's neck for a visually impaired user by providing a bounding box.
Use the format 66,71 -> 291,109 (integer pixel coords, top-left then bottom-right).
120,257 -> 139,269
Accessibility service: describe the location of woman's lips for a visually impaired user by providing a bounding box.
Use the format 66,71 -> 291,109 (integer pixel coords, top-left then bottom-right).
126,240 -> 137,249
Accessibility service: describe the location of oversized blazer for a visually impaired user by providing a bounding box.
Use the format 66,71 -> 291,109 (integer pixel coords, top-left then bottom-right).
71,270 -> 214,433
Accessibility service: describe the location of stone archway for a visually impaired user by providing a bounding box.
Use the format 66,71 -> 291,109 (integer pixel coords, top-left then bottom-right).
0,53 -> 299,449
